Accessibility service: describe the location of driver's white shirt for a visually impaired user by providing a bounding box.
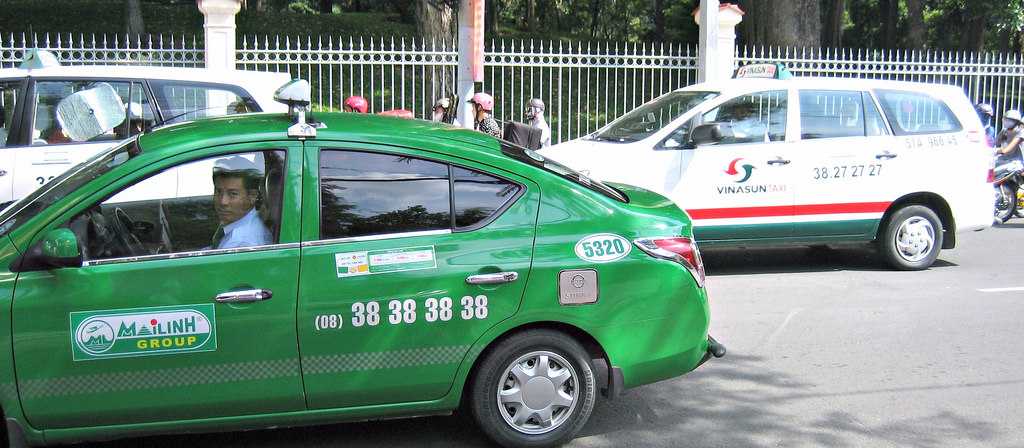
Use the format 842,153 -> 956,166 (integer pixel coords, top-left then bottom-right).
218,208 -> 271,249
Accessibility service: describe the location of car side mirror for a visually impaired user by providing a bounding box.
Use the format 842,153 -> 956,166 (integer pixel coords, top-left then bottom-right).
10,228 -> 83,273
689,123 -> 728,147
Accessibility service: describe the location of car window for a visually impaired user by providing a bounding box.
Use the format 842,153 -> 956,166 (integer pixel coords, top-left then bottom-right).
66,150 -> 286,261
117,82 -> 157,139
799,90 -> 865,139
702,90 -> 787,144
453,166 -> 521,229
875,89 -> 962,135
31,80 -> 135,146
593,91 -> 718,143
150,80 -> 260,124
0,80 -> 22,148
320,150 -> 451,239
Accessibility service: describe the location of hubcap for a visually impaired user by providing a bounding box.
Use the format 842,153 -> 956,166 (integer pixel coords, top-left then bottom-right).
497,351 -> 579,435
894,216 -> 935,263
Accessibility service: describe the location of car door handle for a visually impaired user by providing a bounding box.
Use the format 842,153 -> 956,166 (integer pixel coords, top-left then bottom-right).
214,289 -> 273,303
466,272 -> 519,285
876,152 -> 898,160
767,158 -> 791,165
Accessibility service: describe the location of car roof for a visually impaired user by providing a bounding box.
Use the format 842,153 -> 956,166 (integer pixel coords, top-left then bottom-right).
680,76 -> 967,97
0,65 -> 287,84
138,112 -> 499,161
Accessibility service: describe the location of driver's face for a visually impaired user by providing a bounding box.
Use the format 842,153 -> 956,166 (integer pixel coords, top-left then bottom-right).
213,176 -> 257,226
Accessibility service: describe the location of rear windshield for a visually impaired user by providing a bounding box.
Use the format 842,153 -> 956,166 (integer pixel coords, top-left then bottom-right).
591,91 -> 718,143
500,142 -> 627,202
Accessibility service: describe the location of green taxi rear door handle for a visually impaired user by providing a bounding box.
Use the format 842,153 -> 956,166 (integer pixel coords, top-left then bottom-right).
214,289 -> 273,303
466,272 -> 519,285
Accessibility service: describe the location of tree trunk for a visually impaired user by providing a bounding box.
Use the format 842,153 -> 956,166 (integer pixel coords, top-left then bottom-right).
823,0 -> 844,48
652,0 -> 665,41
765,0 -> 820,48
414,0 -> 455,43
124,0 -> 145,45
905,0 -> 926,49
880,0 -> 898,48
254,0 -> 267,13
526,0 -> 538,33
959,12 -> 987,52
319,0 -> 333,13
589,0 -> 602,40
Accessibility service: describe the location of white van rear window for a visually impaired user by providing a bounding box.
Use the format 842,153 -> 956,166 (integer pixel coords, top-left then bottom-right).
875,89 -> 961,135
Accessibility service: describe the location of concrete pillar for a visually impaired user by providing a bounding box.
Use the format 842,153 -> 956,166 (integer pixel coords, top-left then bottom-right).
456,0 -> 480,129
694,2 -> 745,82
198,0 -> 241,71
695,0 -> 718,83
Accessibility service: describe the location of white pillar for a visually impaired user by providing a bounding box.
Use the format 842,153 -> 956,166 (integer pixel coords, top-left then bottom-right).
456,0 -> 476,129
695,3 -> 745,82
198,0 -> 241,71
695,0 -> 718,83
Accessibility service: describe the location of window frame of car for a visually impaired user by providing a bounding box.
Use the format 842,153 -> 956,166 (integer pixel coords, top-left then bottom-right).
311,144 -> 527,246
148,79 -> 263,125
667,87 -> 794,149
872,88 -> 963,136
21,76 -> 159,148
0,78 -> 31,147
25,141 -> 300,268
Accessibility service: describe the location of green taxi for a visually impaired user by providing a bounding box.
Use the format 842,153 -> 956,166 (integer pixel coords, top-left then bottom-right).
0,83 -> 721,447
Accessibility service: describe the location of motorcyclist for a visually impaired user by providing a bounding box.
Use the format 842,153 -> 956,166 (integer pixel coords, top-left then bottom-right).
344,96 -> 368,113
525,98 -> 551,148
996,110 -> 1024,167
468,92 -> 502,138
976,103 -> 995,147
431,97 -> 459,126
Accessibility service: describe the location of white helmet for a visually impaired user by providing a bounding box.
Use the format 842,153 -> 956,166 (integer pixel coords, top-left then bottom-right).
1005,110 -> 1022,124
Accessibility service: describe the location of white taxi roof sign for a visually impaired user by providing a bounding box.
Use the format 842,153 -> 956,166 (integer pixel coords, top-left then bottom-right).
734,63 -> 792,80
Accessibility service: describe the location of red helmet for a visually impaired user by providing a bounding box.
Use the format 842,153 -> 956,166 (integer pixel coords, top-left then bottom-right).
344,96 -> 368,113
469,92 -> 494,112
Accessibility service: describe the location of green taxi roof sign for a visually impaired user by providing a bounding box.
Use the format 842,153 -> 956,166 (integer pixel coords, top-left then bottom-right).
19,49 -> 61,69
734,63 -> 792,80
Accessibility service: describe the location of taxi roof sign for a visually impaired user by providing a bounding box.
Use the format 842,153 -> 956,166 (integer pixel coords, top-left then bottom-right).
19,49 -> 61,69
734,63 -> 792,80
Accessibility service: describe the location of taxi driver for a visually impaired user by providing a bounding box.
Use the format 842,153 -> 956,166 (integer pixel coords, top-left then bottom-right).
211,156 -> 271,249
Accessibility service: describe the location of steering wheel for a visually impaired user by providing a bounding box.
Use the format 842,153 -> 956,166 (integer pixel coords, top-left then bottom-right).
110,207 -> 146,256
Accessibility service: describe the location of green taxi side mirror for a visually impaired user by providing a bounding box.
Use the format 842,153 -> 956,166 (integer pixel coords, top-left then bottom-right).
10,228 -> 83,273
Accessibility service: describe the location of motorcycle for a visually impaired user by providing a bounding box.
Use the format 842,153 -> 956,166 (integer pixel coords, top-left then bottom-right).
994,158 -> 1023,223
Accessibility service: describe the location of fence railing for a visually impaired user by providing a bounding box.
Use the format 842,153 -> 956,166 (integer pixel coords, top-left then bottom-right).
4,32 -> 1024,143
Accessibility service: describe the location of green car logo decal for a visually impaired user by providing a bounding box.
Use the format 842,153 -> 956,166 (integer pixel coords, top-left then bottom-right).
70,305 -> 217,361
725,157 -> 756,183
575,233 -> 631,263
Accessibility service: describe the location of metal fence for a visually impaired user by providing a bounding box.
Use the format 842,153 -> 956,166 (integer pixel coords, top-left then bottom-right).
4,32 -> 1024,143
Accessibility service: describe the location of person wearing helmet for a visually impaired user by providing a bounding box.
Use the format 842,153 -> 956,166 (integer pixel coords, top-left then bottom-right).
996,110 -> 1024,166
344,96 -> 368,113
976,103 -> 995,146
468,92 -> 502,138
431,97 -> 459,126
525,98 -> 551,148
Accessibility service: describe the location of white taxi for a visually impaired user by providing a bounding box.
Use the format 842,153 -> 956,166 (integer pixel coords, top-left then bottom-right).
0,52 -> 289,206
542,64 -> 993,269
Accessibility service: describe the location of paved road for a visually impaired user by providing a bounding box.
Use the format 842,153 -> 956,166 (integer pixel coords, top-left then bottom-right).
89,225 -> 1024,447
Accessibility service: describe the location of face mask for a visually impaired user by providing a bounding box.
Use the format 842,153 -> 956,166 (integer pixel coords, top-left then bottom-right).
1004,119 -> 1017,129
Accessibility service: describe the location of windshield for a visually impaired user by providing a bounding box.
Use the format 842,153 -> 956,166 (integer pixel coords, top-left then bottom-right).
591,91 -> 718,143
0,138 -> 136,238
501,142 -> 627,202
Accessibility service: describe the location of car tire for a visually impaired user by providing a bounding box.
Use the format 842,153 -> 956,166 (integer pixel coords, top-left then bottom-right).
880,205 -> 943,270
469,330 -> 596,448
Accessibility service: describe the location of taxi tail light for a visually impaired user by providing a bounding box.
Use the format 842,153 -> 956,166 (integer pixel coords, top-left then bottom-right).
633,237 -> 705,288
987,168 -> 996,183
967,130 -> 983,144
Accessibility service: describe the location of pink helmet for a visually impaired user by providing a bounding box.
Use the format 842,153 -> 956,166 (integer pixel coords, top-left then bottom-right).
344,96 -> 368,113
469,92 -> 494,112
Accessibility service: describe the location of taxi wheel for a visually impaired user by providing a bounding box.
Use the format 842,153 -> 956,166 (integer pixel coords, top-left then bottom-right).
469,330 -> 596,448
880,205 -> 943,271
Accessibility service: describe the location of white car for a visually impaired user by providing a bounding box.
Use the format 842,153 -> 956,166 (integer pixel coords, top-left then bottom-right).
0,60 -> 289,205
542,65 -> 993,269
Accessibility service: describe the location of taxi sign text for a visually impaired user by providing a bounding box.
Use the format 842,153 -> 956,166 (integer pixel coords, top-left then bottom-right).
70,305 -> 217,361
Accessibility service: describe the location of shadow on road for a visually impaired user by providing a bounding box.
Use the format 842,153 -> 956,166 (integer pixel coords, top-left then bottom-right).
702,245 -> 958,276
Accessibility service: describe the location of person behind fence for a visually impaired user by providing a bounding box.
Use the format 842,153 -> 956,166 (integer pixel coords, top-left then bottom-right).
469,92 -> 502,138
525,98 -> 551,148
344,96 -> 368,113
432,97 -> 459,126
211,156 -> 271,250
